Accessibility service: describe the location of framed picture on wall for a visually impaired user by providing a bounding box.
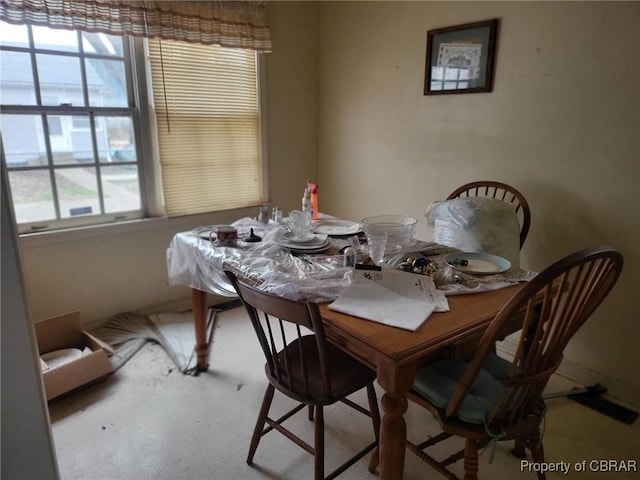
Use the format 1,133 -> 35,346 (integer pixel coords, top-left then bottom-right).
424,18 -> 499,95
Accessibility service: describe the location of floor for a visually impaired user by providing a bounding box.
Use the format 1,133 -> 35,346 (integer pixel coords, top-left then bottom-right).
49,307 -> 640,480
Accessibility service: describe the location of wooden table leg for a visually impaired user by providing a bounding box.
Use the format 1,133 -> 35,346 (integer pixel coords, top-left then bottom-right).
376,359 -> 415,480
192,288 -> 209,371
379,392 -> 408,479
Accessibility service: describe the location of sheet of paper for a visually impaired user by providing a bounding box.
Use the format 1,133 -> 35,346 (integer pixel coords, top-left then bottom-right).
353,269 -> 449,312
328,276 -> 436,331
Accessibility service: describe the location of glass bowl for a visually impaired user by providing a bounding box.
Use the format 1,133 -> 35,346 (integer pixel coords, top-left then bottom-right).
361,215 -> 418,252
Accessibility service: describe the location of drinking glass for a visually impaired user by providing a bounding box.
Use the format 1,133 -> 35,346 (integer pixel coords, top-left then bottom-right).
288,209 -> 312,240
257,204 -> 269,224
366,232 -> 388,265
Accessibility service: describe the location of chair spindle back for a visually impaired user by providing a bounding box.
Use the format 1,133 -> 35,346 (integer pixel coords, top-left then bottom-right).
225,271 -> 333,400
446,247 -> 623,426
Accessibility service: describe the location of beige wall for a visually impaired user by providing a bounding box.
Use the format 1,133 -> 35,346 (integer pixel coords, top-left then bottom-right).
16,1 -> 640,405
318,1 -> 640,403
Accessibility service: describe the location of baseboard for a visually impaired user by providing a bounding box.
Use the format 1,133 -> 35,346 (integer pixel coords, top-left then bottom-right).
139,294 -> 239,315
496,337 -> 640,410
86,294 -> 240,331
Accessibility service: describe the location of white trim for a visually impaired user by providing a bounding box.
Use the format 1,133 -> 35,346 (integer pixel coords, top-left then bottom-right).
19,206 -> 257,248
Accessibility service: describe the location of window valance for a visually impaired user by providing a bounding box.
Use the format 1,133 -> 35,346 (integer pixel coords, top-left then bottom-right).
0,0 -> 272,52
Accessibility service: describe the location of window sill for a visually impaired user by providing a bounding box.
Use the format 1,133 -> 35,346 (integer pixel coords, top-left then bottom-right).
18,206 -> 258,248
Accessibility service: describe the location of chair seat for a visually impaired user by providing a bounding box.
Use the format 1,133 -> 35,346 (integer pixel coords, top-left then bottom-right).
268,335 -> 377,404
413,352 -> 512,424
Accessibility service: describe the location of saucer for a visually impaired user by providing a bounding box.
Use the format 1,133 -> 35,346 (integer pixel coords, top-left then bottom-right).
313,218 -> 361,235
278,237 -> 330,251
283,231 -> 327,244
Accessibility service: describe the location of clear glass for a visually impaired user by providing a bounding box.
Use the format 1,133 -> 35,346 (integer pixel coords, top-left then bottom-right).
103,116 -> 136,163
288,209 -> 312,240
101,164 -> 141,213
81,32 -> 124,56
0,20 -> 29,47
56,167 -> 99,218
7,169 -> 56,223
0,114 -> 47,166
32,25 -> 79,52
48,115 -> 95,164
366,232 -> 388,266
272,207 -> 282,224
0,51 -> 37,105
36,53 -> 84,106
86,57 -> 127,107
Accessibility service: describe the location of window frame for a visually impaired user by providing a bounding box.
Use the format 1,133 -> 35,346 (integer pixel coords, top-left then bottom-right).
1,24 -> 147,233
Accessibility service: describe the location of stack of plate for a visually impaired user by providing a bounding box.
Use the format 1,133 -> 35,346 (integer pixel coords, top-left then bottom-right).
278,232 -> 330,254
313,218 -> 361,236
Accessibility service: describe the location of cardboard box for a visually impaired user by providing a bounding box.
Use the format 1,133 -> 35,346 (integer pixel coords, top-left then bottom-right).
35,311 -> 115,402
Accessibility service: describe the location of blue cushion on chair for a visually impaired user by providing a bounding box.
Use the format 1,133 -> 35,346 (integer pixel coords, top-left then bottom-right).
413,353 -> 512,424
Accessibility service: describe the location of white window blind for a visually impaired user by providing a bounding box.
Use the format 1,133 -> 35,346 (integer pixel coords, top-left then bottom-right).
148,39 -> 263,216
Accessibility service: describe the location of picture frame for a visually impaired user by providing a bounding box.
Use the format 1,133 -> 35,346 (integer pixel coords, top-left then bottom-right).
424,19 -> 499,95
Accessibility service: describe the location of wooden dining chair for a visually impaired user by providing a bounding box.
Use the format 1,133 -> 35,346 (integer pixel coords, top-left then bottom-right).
406,246 -> 623,480
447,181 -> 531,249
224,270 -> 381,480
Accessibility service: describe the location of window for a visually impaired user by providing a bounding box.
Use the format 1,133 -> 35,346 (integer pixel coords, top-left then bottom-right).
1,20 -> 264,233
0,21 -> 141,230
147,39 -> 263,216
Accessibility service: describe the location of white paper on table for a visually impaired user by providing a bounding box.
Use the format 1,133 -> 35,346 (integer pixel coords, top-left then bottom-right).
328,276 -> 436,331
353,269 -> 450,312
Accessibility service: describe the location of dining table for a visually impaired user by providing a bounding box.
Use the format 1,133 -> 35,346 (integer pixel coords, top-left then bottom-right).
166,216 -> 535,480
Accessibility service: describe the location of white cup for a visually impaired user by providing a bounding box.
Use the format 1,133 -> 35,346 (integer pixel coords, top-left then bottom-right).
287,210 -> 312,240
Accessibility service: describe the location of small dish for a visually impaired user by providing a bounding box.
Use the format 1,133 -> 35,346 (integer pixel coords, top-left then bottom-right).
313,219 -> 361,236
444,252 -> 511,275
278,237 -> 330,250
192,225 -> 222,240
283,231 -> 328,244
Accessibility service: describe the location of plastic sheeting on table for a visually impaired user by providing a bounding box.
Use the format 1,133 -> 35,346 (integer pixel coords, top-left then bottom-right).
167,217 -> 352,302
167,217 -> 536,303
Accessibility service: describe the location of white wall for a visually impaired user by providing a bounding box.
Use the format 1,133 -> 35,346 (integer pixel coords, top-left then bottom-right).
317,1 -> 640,403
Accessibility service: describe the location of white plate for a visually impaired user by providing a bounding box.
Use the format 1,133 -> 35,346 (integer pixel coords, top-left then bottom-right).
445,252 -> 511,275
278,238 -> 330,251
313,219 -> 361,235
282,231 -> 328,244
289,244 -> 331,254
192,225 -> 222,240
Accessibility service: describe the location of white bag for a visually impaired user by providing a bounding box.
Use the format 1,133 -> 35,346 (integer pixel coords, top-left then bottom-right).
427,197 -> 521,268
